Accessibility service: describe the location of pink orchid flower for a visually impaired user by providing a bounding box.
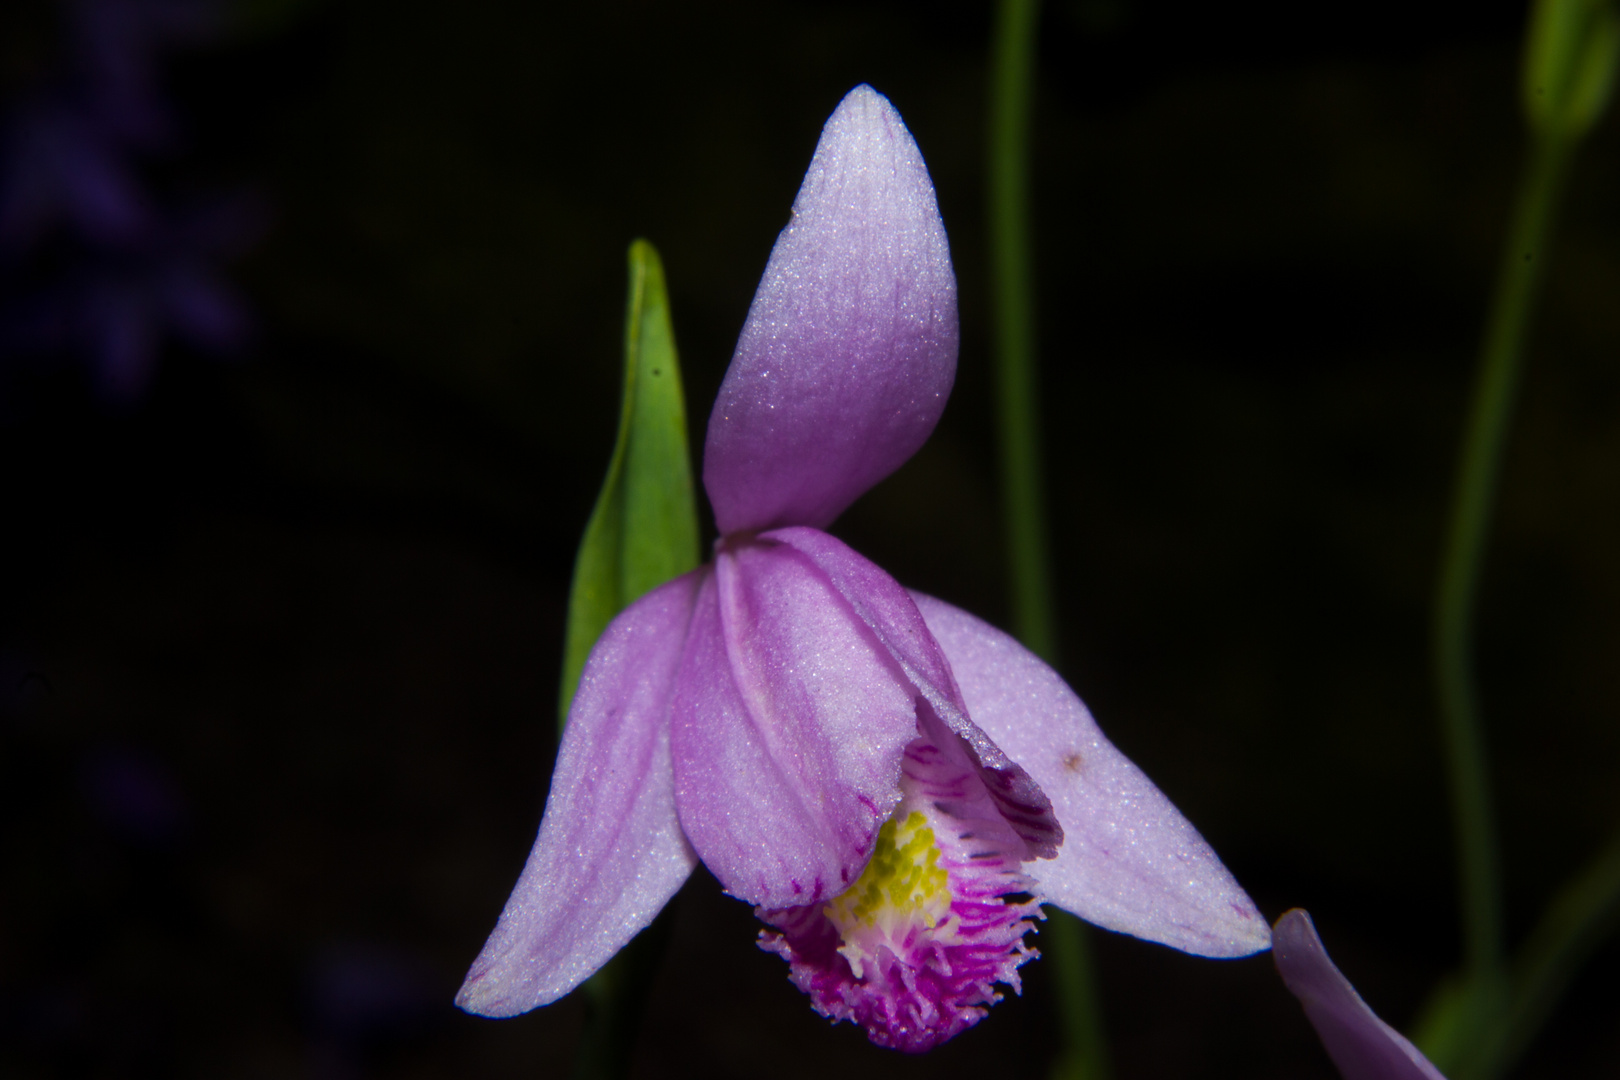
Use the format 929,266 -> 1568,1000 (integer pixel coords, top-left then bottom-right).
457,84 -> 1270,1051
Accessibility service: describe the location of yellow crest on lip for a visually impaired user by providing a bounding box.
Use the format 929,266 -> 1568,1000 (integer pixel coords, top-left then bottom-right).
825,810 -> 952,936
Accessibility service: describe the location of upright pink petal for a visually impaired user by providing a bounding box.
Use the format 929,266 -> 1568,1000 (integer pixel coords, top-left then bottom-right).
769,526 -> 1061,860
669,538 -> 918,909
456,572 -> 703,1017
703,85 -> 958,534
1274,910 -> 1447,1080
911,592 -> 1271,958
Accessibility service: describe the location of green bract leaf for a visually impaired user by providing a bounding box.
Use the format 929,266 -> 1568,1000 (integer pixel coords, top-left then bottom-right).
559,240 -> 700,730
1523,0 -> 1620,138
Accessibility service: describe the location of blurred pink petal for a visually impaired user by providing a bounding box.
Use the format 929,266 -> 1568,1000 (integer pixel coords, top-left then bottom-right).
1274,910 -> 1447,1080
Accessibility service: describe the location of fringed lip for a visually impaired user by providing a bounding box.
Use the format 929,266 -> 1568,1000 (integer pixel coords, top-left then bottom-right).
757,701 -> 1043,1052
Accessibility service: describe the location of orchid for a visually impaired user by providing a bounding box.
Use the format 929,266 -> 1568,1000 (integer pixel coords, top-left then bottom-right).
1274,909 -> 1448,1080
456,84 -> 1270,1051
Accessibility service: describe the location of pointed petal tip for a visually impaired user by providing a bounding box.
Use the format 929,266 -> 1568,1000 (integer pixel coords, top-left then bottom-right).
1067,885 -> 1271,960
703,85 -> 957,534
453,968 -> 527,1019
1273,907 -> 1333,990
1175,889 -> 1273,958
1274,907 -> 1315,950
453,944 -> 557,1018
825,83 -> 899,136
453,944 -> 601,1018
1185,900 -> 1274,958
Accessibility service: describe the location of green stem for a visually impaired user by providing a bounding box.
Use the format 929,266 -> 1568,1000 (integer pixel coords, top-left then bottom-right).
1476,825 -> 1620,1080
1432,122 -> 1573,1036
570,901 -> 677,1080
990,0 -> 1056,662
1046,910 -> 1112,1080
988,3 -> 1109,1077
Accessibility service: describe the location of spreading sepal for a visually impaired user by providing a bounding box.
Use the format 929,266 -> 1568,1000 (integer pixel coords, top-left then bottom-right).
912,592 -> 1271,958
456,573 -> 703,1016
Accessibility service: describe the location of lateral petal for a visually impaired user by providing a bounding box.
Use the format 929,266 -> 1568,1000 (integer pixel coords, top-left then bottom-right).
456,572 -> 702,1017
769,526 -> 1061,860
911,592 -> 1271,958
703,85 -> 958,534
670,538 -> 916,909
1274,910 -> 1447,1080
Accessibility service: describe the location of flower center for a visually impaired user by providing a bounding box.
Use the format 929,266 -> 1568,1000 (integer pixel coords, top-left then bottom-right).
756,720 -> 1045,1052
824,810 -> 953,978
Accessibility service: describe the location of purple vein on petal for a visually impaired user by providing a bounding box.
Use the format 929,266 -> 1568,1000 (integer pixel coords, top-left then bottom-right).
768,526 -> 1062,862
669,538 -> 918,909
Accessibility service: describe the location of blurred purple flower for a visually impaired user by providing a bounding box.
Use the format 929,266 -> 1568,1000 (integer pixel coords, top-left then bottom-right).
0,0 -> 254,400
457,86 -> 1271,1051
1275,909 -> 1448,1080
70,0 -> 223,145
0,104 -> 149,249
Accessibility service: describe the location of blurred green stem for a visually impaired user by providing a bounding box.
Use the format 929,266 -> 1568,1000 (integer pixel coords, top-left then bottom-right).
1421,3 -> 1620,1074
990,0 -> 1056,663
571,905 -> 677,1080
1432,120 -> 1572,1041
1436,124 -> 1573,1007
1045,908 -> 1111,1080
1485,825 -> 1620,1077
988,2 -> 1109,1078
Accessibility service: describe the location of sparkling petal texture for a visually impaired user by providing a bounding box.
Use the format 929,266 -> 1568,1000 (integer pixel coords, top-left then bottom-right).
912,592 -> 1271,958
456,573 -> 702,1017
758,701 -> 1041,1052
769,526 -> 1061,860
1274,910 -> 1447,1080
460,83 -> 1272,1045
703,84 -> 958,535
669,537 -> 917,908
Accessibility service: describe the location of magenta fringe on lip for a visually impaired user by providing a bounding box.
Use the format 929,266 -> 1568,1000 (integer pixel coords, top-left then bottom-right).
758,730 -> 1043,1053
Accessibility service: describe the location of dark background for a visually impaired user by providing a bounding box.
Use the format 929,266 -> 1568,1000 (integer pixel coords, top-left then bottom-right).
4,0 -> 1619,1076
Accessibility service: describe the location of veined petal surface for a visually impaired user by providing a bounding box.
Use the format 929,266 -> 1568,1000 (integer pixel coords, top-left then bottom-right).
769,526 -> 1060,860
670,537 -> 917,909
1274,910 -> 1447,1080
911,592 -> 1271,958
456,572 -> 702,1017
703,84 -> 957,534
